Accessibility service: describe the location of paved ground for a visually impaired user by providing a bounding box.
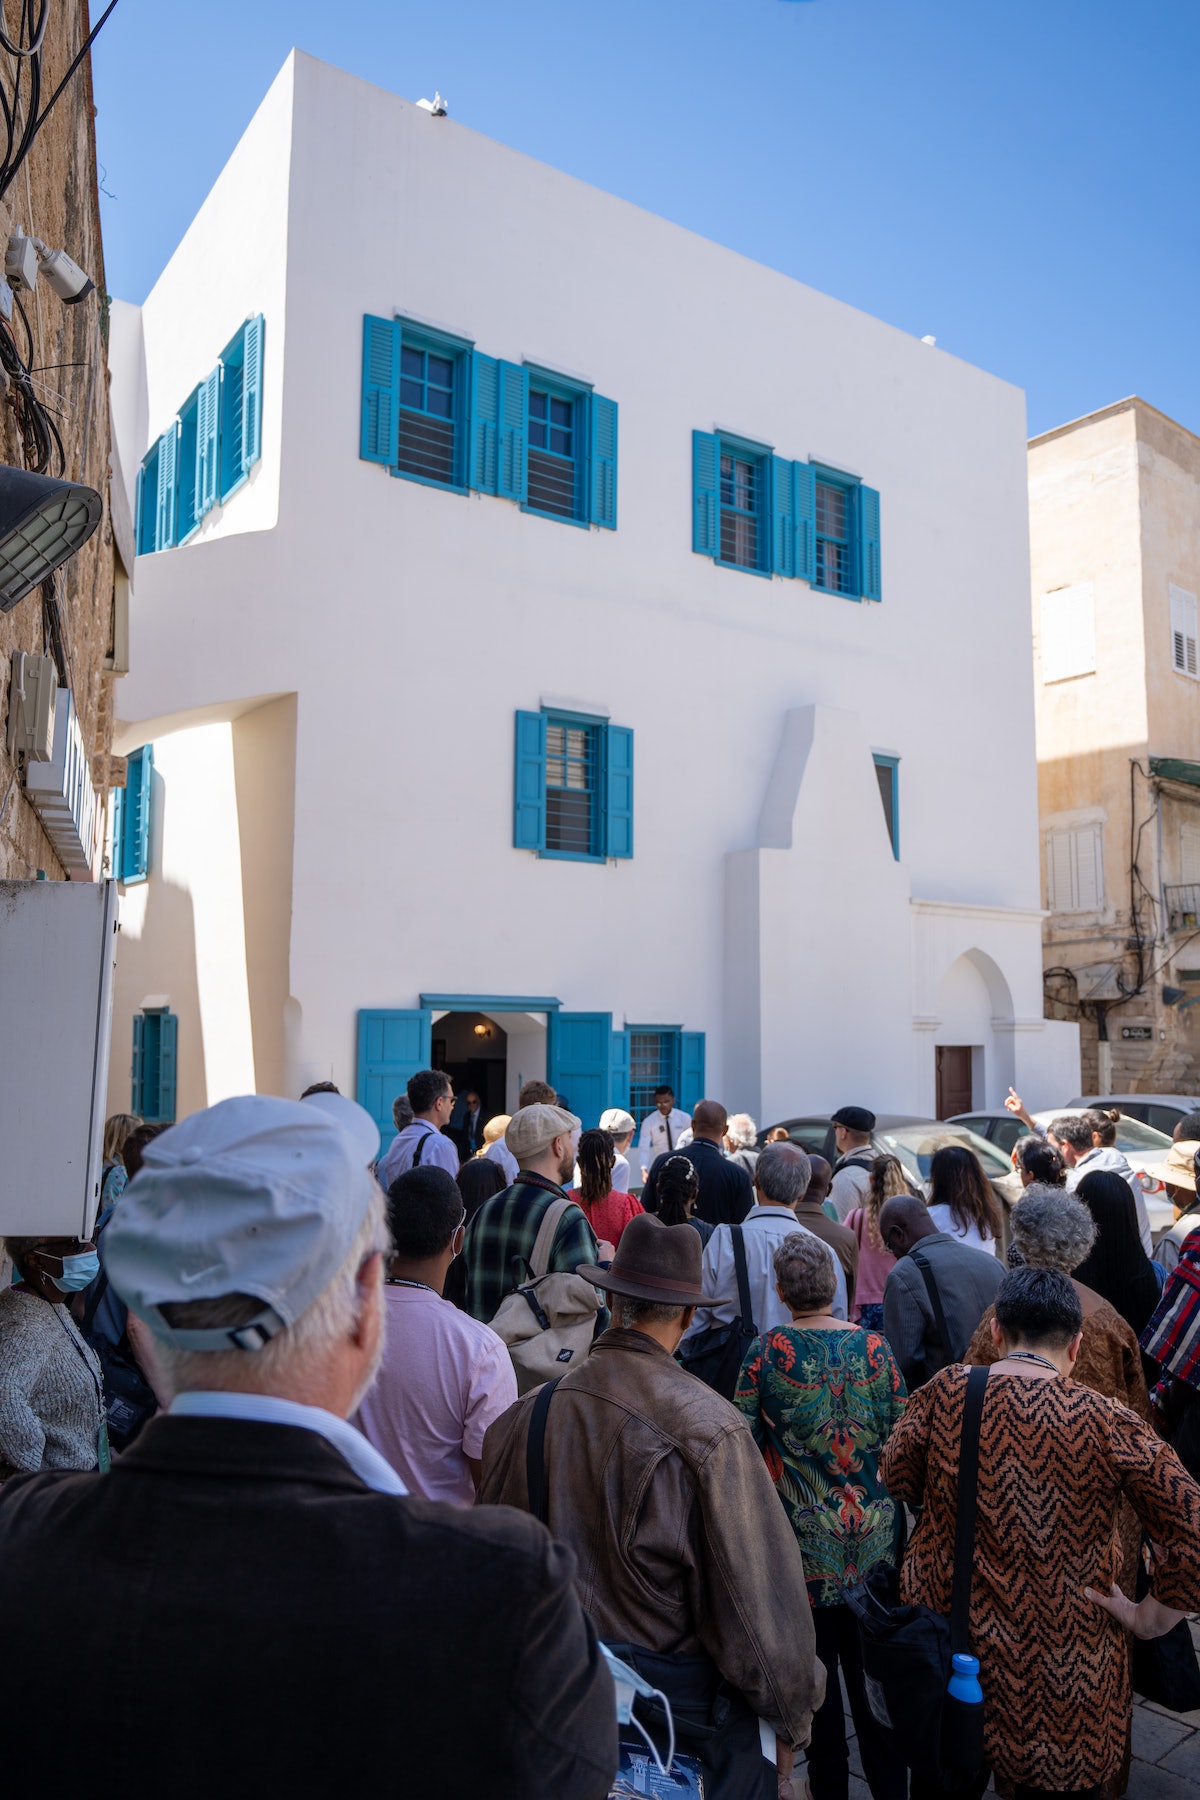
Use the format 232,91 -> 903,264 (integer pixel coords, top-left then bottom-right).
798,1615 -> 1200,1799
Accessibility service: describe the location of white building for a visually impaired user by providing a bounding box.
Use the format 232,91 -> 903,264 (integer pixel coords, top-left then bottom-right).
105,49 -> 1078,1139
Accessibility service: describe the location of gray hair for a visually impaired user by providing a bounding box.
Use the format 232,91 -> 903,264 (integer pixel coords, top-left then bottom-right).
613,1296 -> 686,1330
151,1184 -> 391,1397
773,1231 -> 837,1314
726,1113 -> 758,1149
1010,1190 -> 1096,1274
1048,1113 -> 1094,1153
755,1141 -> 813,1206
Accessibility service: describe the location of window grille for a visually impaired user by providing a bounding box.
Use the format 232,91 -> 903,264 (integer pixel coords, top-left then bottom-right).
528,389 -> 577,518
815,479 -> 854,594
629,1030 -> 678,1123
399,345 -> 458,486
720,452 -> 760,568
545,721 -> 597,854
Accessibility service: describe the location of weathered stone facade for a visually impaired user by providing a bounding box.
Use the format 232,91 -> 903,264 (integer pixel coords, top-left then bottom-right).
0,4 -> 117,882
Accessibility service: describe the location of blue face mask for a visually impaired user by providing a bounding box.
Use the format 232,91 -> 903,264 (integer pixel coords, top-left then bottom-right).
47,1251 -> 100,1293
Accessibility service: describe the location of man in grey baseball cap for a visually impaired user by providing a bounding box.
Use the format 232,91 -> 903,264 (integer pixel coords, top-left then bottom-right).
0,1095 -> 616,1800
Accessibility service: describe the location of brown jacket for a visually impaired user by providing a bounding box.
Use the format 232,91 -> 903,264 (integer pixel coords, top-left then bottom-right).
793,1202 -> 859,1307
479,1326 -> 824,1747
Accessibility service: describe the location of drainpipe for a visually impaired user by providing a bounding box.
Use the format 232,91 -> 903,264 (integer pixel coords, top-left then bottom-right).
1096,1002 -> 1112,1097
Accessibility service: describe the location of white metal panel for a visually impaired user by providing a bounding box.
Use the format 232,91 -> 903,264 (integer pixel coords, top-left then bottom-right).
1040,582 -> 1096,684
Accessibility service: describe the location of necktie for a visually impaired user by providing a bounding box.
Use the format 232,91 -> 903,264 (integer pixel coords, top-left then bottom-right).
665,1117 -> 674,1152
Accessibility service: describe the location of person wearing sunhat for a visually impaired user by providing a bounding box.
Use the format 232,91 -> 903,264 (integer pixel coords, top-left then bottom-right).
1150,1138 -> 1200,1274
0,1095 -> 618,1800
480,1211 -> 824,1798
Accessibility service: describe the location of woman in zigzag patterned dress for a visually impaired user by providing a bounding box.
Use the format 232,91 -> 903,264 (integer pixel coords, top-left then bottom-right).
882,1266 -> 1200,1800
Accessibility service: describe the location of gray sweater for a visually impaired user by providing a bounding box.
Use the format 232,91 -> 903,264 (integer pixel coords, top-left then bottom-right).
882,1231 -> 1004,1390
0,1287 -> 104,1473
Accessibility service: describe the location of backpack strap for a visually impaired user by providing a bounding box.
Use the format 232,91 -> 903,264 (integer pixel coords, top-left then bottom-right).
410,1128 -> 434,1168
525,1375 -> 564,1526
527,1195 -> 574,1281
910,1246 -> 959,1364
731,1224 -> 756,1334
949,1365 -> 989,1654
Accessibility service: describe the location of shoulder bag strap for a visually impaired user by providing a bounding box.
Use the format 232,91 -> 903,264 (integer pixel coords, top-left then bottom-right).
528,1195 -> 573,1281
731,1224 -> 756,1334
410,1128 -> 435,1168
525,1375 -> 565,1525
949,1365 -> 989,1654
910,1246 -> 958,1362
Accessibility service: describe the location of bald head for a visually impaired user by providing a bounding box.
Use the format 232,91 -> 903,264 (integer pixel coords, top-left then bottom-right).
691,1100 -> 728,1143
878,1194 -> 936,1258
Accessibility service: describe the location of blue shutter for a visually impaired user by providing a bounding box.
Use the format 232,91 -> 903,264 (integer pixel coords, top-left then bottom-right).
794,460 -> 816,584
604,724 -> 634,859
110,785 -> 124,880
589,393 -> 618,529
513,710 -> 547,851
356,1008 -> 433,1144
176,396 -> 199,542
549,1012 -> 612,1127
131,1013 -> 144,1114
679,1032 -> 706,1114
611,1029 -> 630,1110
469,351 -> 499,494
121,745 -> 153,883
360,315 -> 400,465
197,366 -> 221,515
770,455 -> 796,578
692,431 -> 719,556
134,462 -> 150,555
858,485 -> 882,601
155,425 -> 178,551
157,1013 -> 178,1122
241,314 -> 264,476
497,360 -> 528,502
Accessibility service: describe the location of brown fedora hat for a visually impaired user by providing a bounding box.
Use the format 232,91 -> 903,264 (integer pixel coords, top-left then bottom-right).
576,1211 -> 706,1306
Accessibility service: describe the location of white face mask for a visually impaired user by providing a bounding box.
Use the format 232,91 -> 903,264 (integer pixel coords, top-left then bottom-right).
598,1645 -> 676,1774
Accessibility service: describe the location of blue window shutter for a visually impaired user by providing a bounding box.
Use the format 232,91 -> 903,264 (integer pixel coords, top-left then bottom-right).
121,745 -> 153,883
513,710 -> 547,851
241,314 -> 264,476
131,1013 -> 144,1114
589,393 -> 618,529
110,784 -> 124,879
679,1032 -> 706,1114
357,1008 -> 433,1143
770,456 -> 796,577
469,351 -> 499,493
158,1013 -> 178,1122
155,426 -> 178,551
604,724 -> 634,859
197,366 -> 221,515
134,463 -> 149,555
611,1029 -> 630,1110
859,485 -> 882,601
497,361 -> 528,502
692,431 -> 719,556
360,315 -> 399,465
548,1012 -> 612,1128
794,460 -> 816,583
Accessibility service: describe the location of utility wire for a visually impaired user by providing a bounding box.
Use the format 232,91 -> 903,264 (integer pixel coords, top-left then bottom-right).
0,0 -> 119,201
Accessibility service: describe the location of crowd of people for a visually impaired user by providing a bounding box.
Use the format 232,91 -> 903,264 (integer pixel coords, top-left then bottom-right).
1,1076 -> 1199,1800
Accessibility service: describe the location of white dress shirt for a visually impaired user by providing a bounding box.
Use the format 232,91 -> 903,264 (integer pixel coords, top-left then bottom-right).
682,1205 -> 848,1344
637,1108 -> 692,1175
170,1390 -> 407,1494
378,1119 -> 461,1188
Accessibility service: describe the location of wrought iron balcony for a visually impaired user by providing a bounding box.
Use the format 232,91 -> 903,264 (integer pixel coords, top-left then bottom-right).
1165,884 -> 1200,930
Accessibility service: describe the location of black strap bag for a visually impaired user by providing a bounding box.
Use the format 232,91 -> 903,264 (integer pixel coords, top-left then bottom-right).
1131,1538 -> 1200,1714
676,1225 -> 757,1402
910,1246 -> 967,1373
844,1364 -> 989,1790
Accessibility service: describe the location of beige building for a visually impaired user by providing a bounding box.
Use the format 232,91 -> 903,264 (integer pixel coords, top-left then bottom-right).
1030,397 -> 1200,1098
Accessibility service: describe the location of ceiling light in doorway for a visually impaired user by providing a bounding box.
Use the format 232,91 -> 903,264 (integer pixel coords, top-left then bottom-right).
473,1022 -> 492,1038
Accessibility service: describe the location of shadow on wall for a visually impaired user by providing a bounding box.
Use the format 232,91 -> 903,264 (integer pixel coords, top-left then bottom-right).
232,695 -> 296,1097
111,870 -> 206,1122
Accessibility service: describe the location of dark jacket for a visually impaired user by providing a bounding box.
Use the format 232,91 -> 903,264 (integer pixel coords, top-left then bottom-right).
642,1138 -> 754,1227
793,1200 -> 859,1308
882,1230 -> 1004,1389
0,1415 -> 616,1798
479,1326 -> 824,1748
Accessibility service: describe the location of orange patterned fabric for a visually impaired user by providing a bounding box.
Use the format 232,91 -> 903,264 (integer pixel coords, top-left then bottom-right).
880,1367 -> 1200,1790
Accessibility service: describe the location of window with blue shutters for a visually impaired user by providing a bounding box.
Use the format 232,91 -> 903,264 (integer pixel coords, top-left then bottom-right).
176,388 -> 200,543
132,1007 -> 177,1123
513,709 -> 634,862
720,445 -> 767,571
114,744 -> 153,883
814,471 -> 857,596
360,315 -> 470,491
219,315 -> 265,501
873,753 -> 900,859
628,1028 -> 680,1123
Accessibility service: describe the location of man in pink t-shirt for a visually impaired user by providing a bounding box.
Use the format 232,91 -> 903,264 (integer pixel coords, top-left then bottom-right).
356,1165 -> 516,1505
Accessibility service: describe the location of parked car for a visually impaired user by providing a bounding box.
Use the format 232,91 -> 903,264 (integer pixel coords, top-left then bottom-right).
759,1113 -> 1023,1211
949,1106 -> 1176,1237
1071,1094 -> 1200,1137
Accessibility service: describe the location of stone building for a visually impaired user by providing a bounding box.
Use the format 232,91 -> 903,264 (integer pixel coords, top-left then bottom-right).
0,6 -> 120,885
1030,397 -> 1200,1099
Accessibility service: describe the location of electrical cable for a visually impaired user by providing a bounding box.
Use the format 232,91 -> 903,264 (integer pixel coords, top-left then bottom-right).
0,295 -> 63,473
0,0 -> 46,59
0,0 -> 119,201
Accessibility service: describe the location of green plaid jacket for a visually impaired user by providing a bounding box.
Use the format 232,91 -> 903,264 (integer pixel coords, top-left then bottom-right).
464,1172 -> 602,1325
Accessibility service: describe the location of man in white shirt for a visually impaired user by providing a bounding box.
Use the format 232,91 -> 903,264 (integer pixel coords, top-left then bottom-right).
684,1142 -> 847,1346
377,1069 -> 461,1187
637,1087 -> 692,1180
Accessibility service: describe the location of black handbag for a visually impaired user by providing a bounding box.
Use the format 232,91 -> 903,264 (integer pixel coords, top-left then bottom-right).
845,1364 -> 989,1789
676,1226 -> 757,1402
1131,1540 -> 1200,1714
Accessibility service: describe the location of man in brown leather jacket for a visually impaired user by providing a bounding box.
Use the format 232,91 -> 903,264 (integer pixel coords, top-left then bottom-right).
480,1213 -> 824,1799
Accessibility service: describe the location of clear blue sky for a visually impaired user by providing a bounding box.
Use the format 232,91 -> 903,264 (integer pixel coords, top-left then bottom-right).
91,0 -> 1199,438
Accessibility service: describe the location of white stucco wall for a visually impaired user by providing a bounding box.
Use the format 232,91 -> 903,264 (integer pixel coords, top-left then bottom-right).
108,50 -> 1076,1119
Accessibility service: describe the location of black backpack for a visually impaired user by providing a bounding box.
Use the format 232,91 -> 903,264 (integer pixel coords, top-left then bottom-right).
677,1225 -> 757,1401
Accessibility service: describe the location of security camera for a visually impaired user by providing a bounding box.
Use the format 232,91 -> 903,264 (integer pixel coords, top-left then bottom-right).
30,237 -> 93,304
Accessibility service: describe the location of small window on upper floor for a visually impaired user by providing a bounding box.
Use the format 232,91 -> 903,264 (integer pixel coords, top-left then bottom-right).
132,1007 -> 178,1124
399,338 -> 464,487
111,744 -> 154,883
514,710 -> 634,862
720,447 -> 765,571
1045,822 -> 1103,914
815,475 -> 856,596
873,754 -> 900,860
527,384 -> 582,521
1171,584 -> 1199,680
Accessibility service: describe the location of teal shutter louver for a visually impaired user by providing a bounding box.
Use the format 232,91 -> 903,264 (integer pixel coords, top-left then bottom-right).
770,456 -> 796,577
357,1008 -> 433,1144
794,460 -> 816,584
110,785 -> 124,879
241,314 -> 264,476
611,1029 -> 631,1110
692,431 -> 719,556
589,393 -> 618,529
548,1012 -> 613,1130
513,710 -> 547,850
120,744 -> 153,883
497,360 -> 528,503
604,724 -> 634,859
859,485 -> 882,601
679,1032 -> 706,1114
155,425 -> 178,551
469,351 -> 500,494
157,1013 -> 178,1122
360,315 -> 400,466
176,392 -> 199,542
131,1013 -> 145,1114
197,366 -> 221,515
135,457 -> 154,556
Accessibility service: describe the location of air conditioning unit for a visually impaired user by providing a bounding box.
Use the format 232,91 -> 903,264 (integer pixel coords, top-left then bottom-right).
6,649 -> 57,761
1074,960 -> 1125,1002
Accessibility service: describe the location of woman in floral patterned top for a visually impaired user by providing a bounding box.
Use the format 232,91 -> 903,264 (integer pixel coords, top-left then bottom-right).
736,1229 -> 907,1800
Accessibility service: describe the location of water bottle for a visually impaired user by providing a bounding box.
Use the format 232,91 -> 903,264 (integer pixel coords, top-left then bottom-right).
942,1653 -> 985,1773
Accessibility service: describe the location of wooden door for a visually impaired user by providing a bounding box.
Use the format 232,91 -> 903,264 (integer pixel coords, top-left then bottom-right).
936,1046 -> 973,1119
